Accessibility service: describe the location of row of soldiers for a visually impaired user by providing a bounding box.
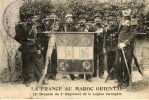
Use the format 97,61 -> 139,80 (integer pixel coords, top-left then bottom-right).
15,6 -> 138,88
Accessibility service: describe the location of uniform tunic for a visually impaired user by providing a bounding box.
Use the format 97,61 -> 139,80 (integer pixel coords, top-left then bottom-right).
15,22 -> 44,83
115,17 -> 137,86
106,22 -> 118,79
92,23 -> 105,77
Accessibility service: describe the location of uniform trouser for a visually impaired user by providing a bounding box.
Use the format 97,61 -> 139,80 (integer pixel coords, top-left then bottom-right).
47,49 -> 57,78
69,74 -> 75,80
107,51 -> 116,79
115,45 -> 133,85
79,74 -> 92,80
93,48 -> 104,77
22,51 -> 44,83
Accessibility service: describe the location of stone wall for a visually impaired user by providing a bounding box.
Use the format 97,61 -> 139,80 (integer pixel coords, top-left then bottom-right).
134,39 -> 149,68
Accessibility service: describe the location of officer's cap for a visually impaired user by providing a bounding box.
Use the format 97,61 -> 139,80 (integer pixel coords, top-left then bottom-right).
50,9 -> 57,13
93,12 -> 103,19
44,10 -> 59,21
109,12 -> 115,16
103,4 -> 110,10
65,13 -> 73,19
78,9 -> 86,14
31,15 -> 40,22
79,14 -> 87,20
121,6 -> 131,10
31,15 -> 40,19
108,16 -> 115,21
122,7 -> 132,17
94,6 -> 102,11
49,13 -> 58,19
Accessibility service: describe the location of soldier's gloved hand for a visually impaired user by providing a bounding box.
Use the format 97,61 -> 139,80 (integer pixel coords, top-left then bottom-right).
118,43 -> 126,49
37,50 -> 41,54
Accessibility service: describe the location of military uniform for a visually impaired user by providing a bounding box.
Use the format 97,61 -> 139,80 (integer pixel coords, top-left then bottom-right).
15,16 -> 44,86
76,14 -> 92,82
115,8 -> 137,88
92,13 -> 105,78
106,14 -> 118,79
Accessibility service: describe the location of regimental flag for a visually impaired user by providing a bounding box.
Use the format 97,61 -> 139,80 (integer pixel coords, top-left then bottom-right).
56,32 -> 94,74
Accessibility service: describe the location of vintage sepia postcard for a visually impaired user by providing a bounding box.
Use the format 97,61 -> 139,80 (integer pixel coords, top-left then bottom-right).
0,0 -> 149,99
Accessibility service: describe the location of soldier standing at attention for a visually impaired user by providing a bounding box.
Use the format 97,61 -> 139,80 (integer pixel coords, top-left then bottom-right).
76,14 -> 93,82
106,13 -> 118,80
15,15 -> 45,86
115,6 -> 137,88
60,12 -> 77,80
92,12 -> 105,79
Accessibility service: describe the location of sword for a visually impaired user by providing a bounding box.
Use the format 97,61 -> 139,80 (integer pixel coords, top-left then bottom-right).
121,48 -> 132,86
103,27 -> 108,69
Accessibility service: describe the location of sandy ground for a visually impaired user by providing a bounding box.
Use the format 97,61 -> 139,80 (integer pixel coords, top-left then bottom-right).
0,70 -> 149,99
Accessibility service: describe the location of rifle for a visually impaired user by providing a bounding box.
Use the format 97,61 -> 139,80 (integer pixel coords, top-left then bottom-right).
36,17 -> 57,87
105,66 -> 115,83
103,28 -> 107,70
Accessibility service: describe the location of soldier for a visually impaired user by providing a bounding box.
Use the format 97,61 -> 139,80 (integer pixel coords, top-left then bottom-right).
60,12 -> 77,80
106,13 -> 118,80
42,9 -> 60,31
42,9 -> 60,80
60,13 -> 77,32
76,14 -> 92,82
115,6 -> 137,88
92,12 -> 105,79
15,15 -> 45,86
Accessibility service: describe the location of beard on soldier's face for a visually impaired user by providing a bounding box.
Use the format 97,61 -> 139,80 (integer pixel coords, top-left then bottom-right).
95,21 -> 101,25
67,21 -> 73,24
96,23 -> 102,27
